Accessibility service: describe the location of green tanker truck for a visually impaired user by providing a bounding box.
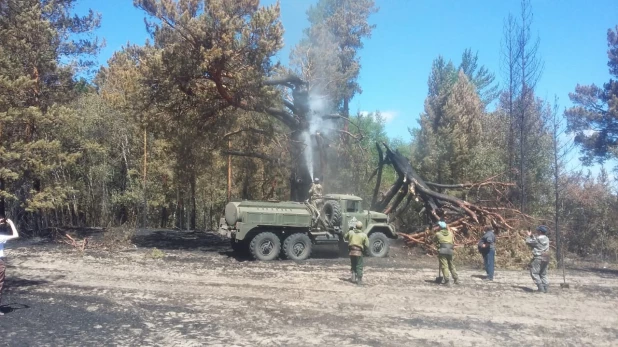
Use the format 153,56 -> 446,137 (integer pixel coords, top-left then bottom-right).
218,194 -> 397,261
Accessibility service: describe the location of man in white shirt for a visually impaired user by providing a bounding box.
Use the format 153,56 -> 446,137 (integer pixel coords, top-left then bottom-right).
0,216 -> 19,316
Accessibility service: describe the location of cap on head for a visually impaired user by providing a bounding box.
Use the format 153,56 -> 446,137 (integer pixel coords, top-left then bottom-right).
438,221 -> 447,229
536,225 -> 549,234
355,221 -> 363,229
314,177 -> 320,183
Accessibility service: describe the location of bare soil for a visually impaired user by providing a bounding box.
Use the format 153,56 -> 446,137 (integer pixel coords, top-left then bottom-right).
1,230 -> 617,347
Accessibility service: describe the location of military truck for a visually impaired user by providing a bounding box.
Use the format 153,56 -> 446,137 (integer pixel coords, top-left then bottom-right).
218,194 -> 397,261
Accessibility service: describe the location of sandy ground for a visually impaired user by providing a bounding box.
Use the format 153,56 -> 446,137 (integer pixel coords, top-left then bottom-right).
0,230 -> 617,347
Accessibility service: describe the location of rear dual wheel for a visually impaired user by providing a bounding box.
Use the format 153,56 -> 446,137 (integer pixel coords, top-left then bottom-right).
248,231 -> 313,261
249,232 -> 281,261
283,233 -> 312,261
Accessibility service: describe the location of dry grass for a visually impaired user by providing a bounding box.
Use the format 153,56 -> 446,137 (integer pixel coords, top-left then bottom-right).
97,225 -> 136,251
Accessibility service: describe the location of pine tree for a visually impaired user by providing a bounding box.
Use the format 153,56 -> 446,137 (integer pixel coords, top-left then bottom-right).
303,0 -> 378,120
0,0 -> 101,230
565,25 -> 618,166
441,70 -> 484,182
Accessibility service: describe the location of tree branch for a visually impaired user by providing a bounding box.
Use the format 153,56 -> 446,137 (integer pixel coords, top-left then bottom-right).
222,128 -> 271,141
221,150 -> 283,164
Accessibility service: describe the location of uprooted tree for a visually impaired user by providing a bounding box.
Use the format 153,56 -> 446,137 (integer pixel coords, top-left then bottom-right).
370,143 -> 536,252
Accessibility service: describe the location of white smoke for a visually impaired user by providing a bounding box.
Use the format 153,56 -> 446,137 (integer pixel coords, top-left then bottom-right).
302,92 -> 336,180
302,131 -> 314,179
291,24 -> 340,181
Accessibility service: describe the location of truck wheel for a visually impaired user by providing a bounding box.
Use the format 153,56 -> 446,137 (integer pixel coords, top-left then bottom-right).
283,233 -> 313,261
322,200 -> 342,226
249,232 -> 281,261
368,232 -> 390,258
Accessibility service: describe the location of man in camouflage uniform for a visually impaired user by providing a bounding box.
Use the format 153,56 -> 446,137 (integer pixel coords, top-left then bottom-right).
435,221 -> 459,286
308,177 -> 323,208
344,221 -> 370,285
526,225 -> 550,293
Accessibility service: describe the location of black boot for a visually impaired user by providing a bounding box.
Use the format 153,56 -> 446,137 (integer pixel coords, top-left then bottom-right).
356,277 -> 363,286
543,285 -> 548,293
536,284 -> 543,293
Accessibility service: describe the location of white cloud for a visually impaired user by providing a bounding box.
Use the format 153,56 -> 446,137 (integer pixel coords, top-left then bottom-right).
359,110 -> 399,123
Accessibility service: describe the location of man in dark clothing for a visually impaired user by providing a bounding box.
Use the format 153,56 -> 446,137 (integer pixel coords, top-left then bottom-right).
478,225 -> 496,281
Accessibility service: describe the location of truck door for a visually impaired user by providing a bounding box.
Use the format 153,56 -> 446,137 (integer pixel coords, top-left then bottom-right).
344,200 -> 366,230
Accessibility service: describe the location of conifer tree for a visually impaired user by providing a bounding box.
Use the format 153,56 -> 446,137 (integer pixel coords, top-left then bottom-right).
0,0 -> 101,230
565,25 -> 618,166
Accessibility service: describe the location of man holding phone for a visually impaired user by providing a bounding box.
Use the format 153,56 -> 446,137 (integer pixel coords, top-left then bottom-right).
0,216 -> 19,315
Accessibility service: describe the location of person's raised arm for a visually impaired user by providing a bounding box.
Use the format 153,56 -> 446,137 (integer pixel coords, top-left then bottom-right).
5,219 -> 18,240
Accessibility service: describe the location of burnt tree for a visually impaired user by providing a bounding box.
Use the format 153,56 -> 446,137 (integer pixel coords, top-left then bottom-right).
371,143 -> 515,232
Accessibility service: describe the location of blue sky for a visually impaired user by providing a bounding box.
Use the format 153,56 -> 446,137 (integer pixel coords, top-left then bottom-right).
74,0 -> 617,171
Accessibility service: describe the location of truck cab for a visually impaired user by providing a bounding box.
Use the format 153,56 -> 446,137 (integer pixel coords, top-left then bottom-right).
322,194 -> 397,258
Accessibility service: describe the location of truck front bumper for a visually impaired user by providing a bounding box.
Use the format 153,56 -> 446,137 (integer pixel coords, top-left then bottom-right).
389,224 -> 398,238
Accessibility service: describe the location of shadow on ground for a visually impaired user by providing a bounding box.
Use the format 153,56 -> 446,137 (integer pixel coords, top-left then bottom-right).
512,285 -> 535,293
132,230 -> 227,251
0,303 -> 30,314
573,267 -> 618,278
132,230 -> 346,261
5,277 -> 51,289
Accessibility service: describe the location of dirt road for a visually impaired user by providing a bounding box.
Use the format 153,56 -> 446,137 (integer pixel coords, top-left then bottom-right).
0,230 -> 617,346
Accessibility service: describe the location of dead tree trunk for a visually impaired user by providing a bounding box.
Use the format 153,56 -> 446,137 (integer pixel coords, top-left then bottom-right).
372,143 -> 515,232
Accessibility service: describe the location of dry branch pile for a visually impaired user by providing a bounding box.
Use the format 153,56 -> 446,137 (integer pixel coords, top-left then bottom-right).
370,142 -> 548,266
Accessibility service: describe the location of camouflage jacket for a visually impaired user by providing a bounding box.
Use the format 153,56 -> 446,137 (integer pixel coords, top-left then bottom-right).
308,183 -> 323,199
344,228 -> 369,251
435,228 -> 454,255
526,235 -> 550,257
434,228 -> 454,246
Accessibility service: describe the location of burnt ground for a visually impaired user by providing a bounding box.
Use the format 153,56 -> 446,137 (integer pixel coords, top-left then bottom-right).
0,230 -> 617,347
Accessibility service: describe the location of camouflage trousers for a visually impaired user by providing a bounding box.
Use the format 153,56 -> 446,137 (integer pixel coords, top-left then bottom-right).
310,198 -> 323,210
530,257 -> 549,286
438,254 -> 458,281
350,255 -> 364,280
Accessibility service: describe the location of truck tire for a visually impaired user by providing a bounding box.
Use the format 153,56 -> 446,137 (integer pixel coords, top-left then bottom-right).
322,200 -> 342,227
249,232 -> 281,261
283,233 -> 313,261
368,232 -> 390,258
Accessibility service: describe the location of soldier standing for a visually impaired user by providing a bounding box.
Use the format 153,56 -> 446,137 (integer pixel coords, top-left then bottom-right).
308,177 -> 323,208
526,225 -> 550,293
435,221 -> 459,286
344,221 -> 369,285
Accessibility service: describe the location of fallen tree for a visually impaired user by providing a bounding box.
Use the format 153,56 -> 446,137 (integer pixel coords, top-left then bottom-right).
370,143 -> 537,253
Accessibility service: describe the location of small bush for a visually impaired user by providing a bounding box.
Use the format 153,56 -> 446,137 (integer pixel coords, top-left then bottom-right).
146,247 -> 166,259
101,224 -> 136,250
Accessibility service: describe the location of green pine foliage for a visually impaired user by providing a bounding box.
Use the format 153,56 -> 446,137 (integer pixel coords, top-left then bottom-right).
0,0 -> 102,231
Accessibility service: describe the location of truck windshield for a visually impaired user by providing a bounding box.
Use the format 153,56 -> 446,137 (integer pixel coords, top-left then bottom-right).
346,201 -> 361,212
